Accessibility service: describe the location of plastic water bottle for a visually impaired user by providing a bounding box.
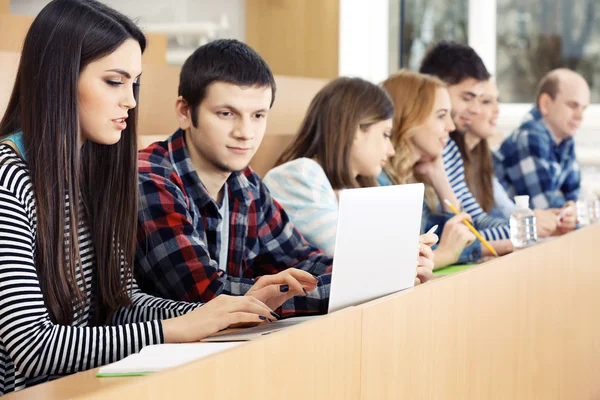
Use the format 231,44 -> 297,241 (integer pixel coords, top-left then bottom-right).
577,188 -> 599,226
589,199 -> 600,224
509,195 -> 538,249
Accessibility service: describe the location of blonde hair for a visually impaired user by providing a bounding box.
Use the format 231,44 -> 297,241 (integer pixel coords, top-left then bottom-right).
381,69 -> 447,210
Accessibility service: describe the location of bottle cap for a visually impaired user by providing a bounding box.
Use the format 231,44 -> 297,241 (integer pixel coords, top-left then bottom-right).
514,195 -> 530,209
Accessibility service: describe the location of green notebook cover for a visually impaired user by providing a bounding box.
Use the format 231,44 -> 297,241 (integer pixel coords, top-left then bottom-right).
433,263 -> 477,275
96,372 -> 152,377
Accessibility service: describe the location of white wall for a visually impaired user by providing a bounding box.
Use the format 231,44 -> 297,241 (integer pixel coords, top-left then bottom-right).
338,0 -> 390,83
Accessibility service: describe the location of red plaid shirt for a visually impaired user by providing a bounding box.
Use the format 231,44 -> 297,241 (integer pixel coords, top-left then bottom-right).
135,129 -> 332,316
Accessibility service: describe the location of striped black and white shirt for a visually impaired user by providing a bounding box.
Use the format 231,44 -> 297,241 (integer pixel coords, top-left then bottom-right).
0,144 -> 199,395
443,139 -> 510,241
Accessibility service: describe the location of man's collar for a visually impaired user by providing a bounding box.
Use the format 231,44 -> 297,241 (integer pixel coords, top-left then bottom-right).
527,106 -> 572,148
167,129 -> 254,208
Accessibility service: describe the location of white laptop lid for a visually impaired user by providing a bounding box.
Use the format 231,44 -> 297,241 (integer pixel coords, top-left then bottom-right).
201,183 -> 424,342
327,183 -> 424,313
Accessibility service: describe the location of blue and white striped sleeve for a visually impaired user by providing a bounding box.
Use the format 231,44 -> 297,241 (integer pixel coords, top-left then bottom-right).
443,140 -> 510,241
0,183 -> 163,380
111,275 -> 200,325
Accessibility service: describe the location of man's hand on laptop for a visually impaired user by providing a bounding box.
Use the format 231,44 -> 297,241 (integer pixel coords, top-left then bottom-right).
415,232 -> 438,285
245,269 -> 319,311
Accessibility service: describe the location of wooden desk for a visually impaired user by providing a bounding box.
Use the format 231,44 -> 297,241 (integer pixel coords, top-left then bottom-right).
5,226 -> 600,399
5,308 -> 361,400
360,225 -> 600,399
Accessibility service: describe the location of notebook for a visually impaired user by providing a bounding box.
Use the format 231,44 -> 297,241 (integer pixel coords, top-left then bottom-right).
96,342 -> 242,377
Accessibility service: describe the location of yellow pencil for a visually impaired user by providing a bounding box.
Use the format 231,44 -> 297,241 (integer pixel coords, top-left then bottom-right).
443,199 -> 499,257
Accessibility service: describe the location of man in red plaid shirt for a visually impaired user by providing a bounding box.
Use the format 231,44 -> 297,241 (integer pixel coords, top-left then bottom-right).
134,40 -> 333,316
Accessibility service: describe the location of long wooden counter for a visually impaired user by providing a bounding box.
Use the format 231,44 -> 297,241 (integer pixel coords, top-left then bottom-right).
5,225 -> 600,399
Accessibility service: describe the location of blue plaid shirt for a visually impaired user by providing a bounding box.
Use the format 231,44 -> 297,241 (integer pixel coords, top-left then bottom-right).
494,107 -> 581,209
135,129 -> 332,316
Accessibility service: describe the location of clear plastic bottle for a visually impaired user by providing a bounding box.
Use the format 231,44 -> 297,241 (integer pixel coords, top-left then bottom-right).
577,188 -> 599,226
509,195 -> 538,249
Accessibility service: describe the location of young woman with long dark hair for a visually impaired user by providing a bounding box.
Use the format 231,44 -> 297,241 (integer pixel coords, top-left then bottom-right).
0,0 -> 299,393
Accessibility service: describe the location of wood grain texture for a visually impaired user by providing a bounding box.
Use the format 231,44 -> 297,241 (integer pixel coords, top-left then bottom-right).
245,0 -> 339,79
0,51 -> 19,117
4,309 -> 362,400
0,14 -> 31,52
360,225 -> 600,400
4,228 -> 600,399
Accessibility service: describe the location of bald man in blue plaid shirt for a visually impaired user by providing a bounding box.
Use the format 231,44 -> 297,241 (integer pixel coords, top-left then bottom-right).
494,69 -> 590,210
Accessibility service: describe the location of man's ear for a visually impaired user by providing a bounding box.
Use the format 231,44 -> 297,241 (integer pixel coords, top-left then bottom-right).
175,96 -> 193,130
538,93 -> 553,116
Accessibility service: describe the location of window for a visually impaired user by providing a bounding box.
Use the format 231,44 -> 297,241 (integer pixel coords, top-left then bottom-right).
496,0 -> 600,103
389,0 -> 468,72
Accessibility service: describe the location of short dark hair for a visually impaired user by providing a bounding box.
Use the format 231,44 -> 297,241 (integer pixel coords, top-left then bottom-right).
419,41 -> 490,85
178,39 -> 276,127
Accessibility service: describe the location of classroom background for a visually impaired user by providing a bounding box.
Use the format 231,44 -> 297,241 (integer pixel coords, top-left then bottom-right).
5,0 -> 600,197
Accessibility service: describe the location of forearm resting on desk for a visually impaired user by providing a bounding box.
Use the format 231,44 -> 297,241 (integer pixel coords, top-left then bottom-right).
482,239 -> 513,257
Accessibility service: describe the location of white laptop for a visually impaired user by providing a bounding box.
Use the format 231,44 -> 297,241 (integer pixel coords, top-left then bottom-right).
202,183 -> 424,342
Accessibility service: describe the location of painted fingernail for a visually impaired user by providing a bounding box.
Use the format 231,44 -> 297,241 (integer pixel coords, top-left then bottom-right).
270,311 -> 281,319
259,315 -> 267,320
279,285 -> 289,293
303,288 -> 308,295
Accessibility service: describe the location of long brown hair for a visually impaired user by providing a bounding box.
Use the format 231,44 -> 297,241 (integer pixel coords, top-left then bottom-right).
275,77 -> 394,189
0,0 -> 145,325
381,70 -> 446,209
451,132 -> 495,212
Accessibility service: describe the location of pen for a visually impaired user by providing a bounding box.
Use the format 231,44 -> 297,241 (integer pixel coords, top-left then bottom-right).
426,225 -> 439,235
556,206 -> 573,222
443,199 -> 499,257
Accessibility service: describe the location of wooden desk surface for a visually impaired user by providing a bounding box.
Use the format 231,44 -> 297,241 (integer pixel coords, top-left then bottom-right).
360,225 -> 600,400
4,308 -> 361,400
4,226 -> 600,399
